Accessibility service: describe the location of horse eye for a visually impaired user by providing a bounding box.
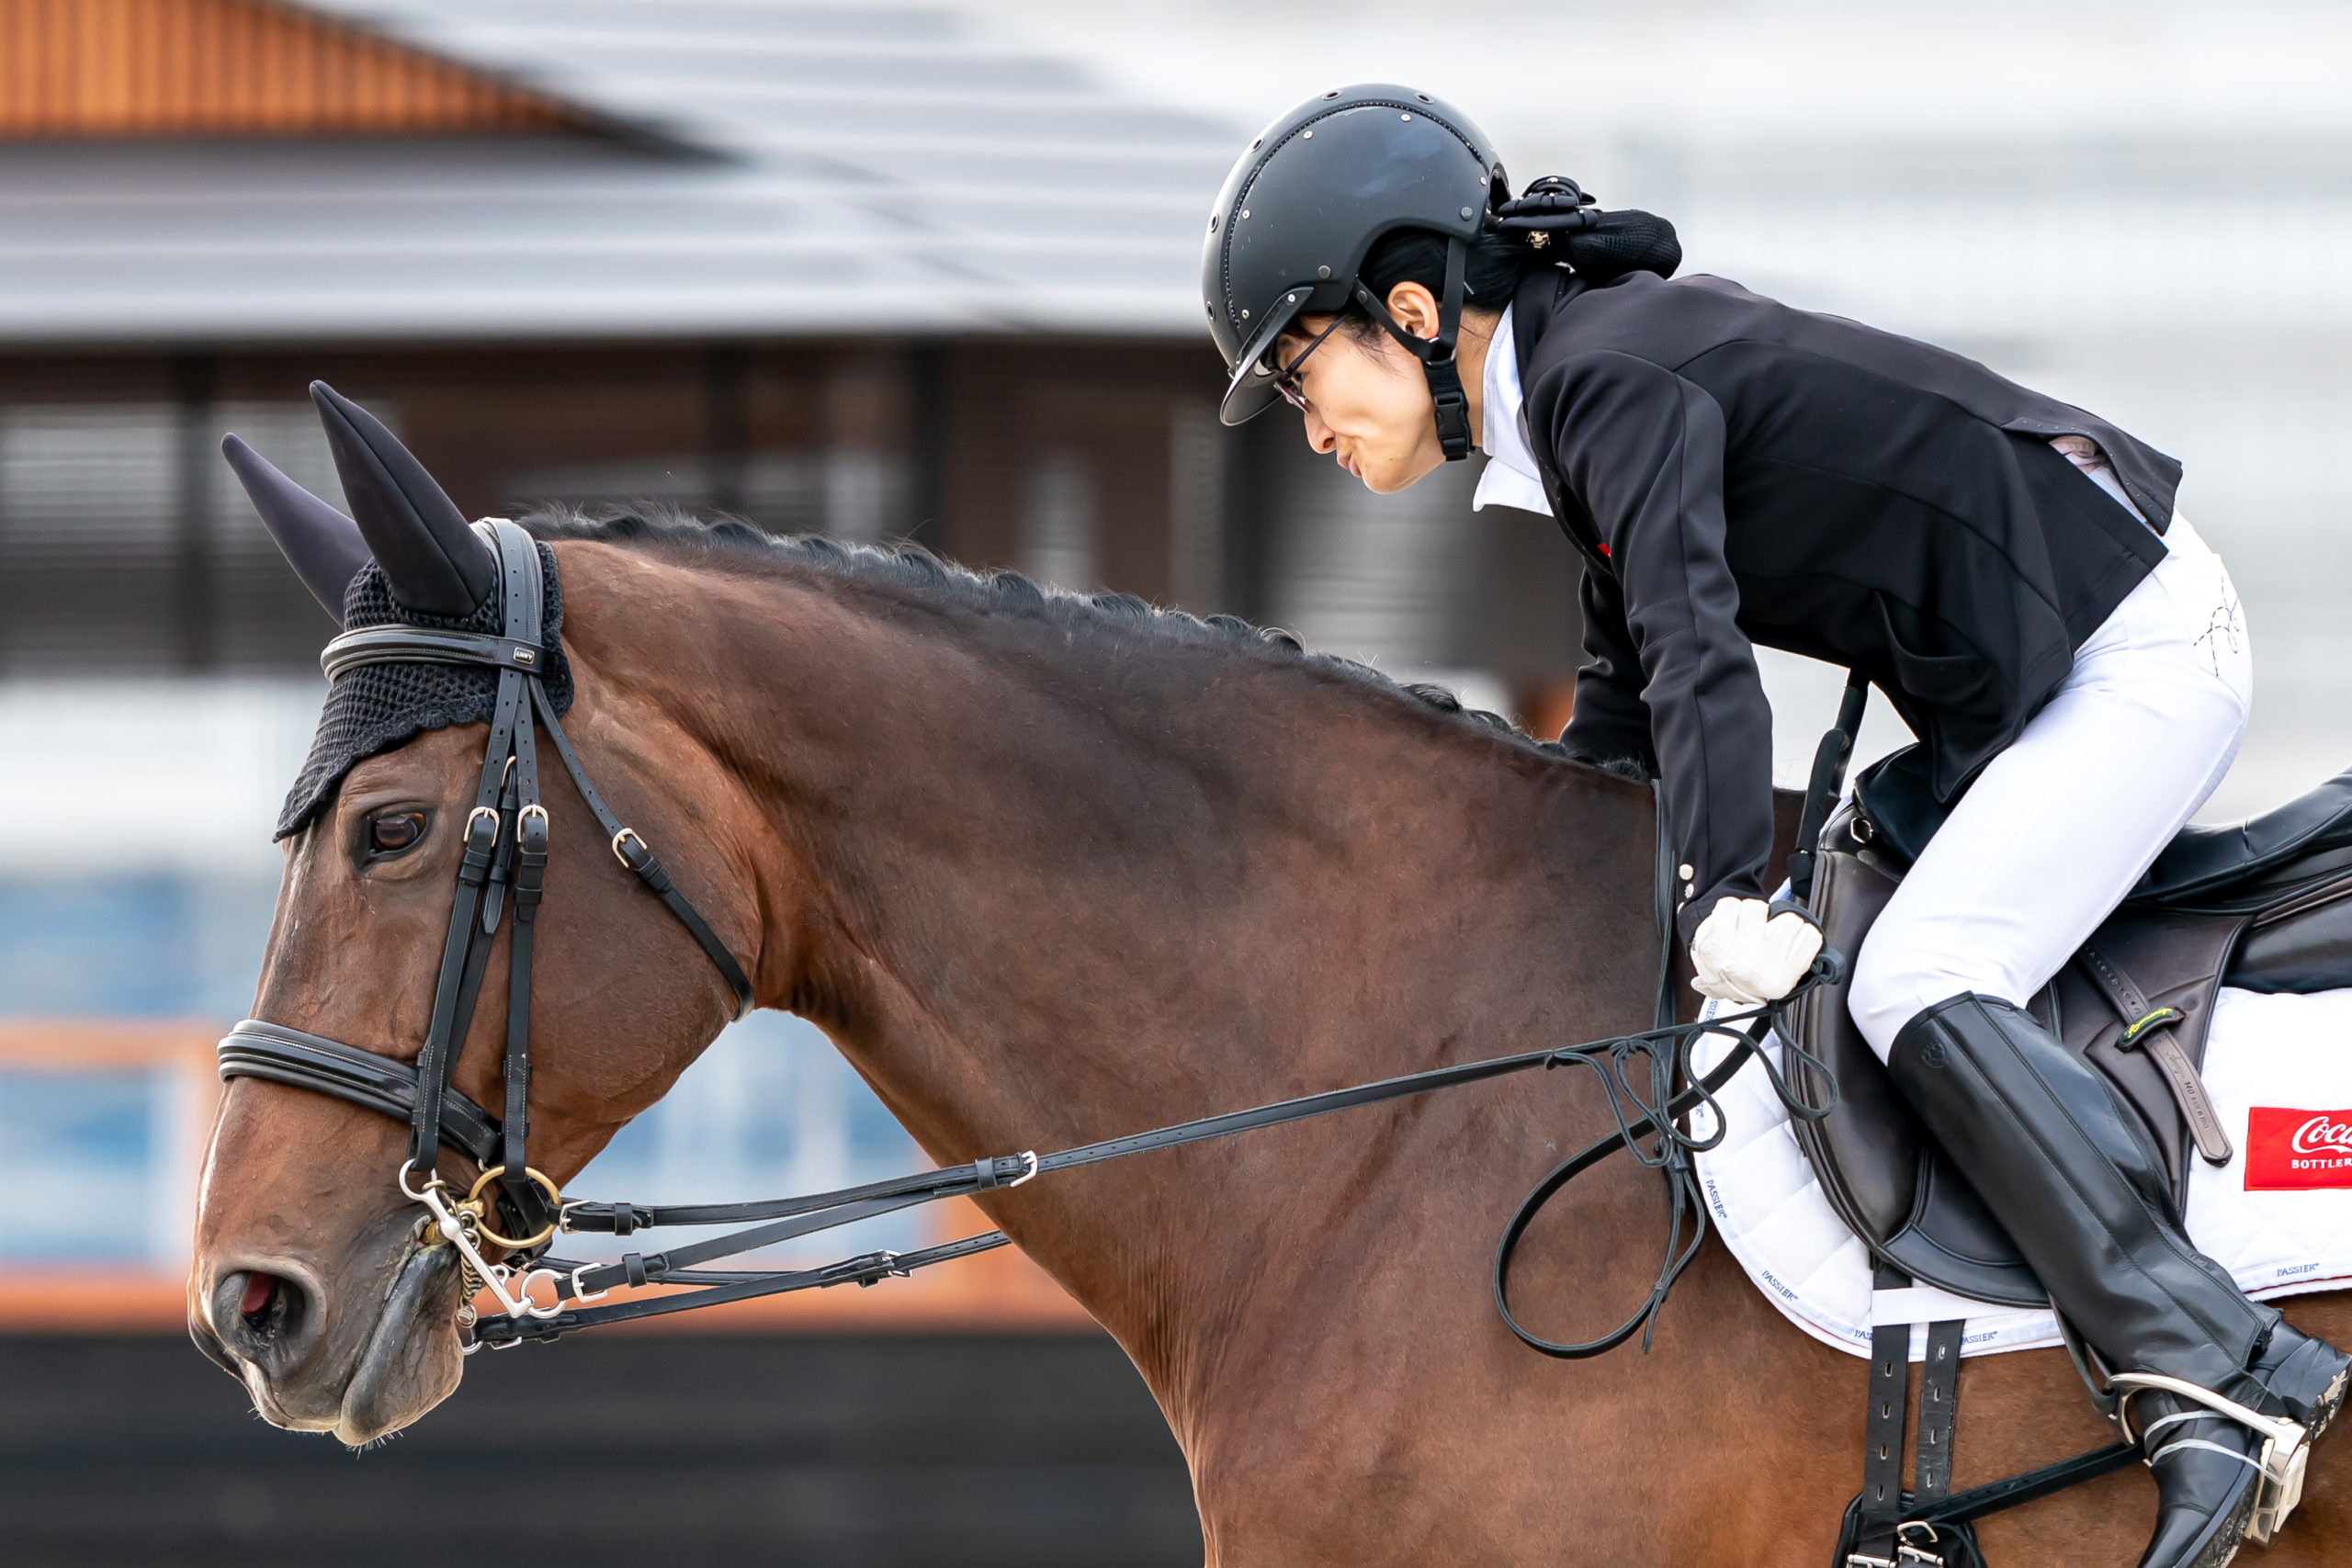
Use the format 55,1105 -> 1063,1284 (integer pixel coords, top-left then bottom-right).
368,812 -> 425,855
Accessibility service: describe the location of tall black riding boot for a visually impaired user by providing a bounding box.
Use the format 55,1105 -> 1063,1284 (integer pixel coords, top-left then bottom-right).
1888,994 -> 2348,1568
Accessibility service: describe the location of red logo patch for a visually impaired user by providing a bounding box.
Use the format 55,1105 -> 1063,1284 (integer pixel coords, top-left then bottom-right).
2245,1108 -> 2352,1190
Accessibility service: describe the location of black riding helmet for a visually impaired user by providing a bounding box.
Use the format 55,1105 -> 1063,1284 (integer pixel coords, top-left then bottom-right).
1204,85 -> 1507,460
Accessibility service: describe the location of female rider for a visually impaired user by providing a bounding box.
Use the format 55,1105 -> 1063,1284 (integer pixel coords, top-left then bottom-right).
1204,85 -> 2346,1568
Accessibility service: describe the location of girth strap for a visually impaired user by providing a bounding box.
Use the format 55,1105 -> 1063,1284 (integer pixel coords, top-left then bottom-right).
1854,1265 -> 1916,1556
1916,1319 -> 1965,1502
1842,1276 -> 1977,1568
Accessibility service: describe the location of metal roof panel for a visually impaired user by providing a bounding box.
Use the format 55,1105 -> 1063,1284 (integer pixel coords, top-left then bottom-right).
0,0 -> 1238,344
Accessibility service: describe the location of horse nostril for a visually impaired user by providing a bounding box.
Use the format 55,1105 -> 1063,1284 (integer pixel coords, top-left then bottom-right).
226,1269 -> 309,1350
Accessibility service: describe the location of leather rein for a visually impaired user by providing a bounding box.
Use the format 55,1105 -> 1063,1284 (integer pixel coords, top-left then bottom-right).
217,523 -> 1840,1351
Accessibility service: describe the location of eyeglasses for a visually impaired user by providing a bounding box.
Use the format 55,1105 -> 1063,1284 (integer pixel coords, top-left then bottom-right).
1269,313 -> 1348,412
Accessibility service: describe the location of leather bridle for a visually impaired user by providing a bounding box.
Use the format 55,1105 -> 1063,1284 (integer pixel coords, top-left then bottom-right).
215,520 -> 1843,1350
219,520 -> 753,1330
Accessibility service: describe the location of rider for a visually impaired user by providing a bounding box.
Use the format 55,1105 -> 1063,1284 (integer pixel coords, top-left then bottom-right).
1205,85 -> 2346,1568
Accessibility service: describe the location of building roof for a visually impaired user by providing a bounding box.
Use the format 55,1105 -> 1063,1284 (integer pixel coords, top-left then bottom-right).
0,0 -> 587,141
0,0 -> 1241,345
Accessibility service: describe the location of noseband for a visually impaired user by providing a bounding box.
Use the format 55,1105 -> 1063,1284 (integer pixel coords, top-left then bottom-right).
219,520 -> 752,1326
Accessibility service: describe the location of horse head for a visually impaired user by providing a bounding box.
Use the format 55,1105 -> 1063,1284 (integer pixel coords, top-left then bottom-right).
190,386 -> 759,1444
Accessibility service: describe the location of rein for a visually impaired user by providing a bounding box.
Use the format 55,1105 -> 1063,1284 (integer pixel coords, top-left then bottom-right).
216,529 -> 1846,1352
229,988 -> 1838,1349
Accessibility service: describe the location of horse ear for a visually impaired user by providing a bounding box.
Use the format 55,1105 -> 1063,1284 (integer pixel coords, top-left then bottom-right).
220,434 -> 371,626
310,380 -> 497,616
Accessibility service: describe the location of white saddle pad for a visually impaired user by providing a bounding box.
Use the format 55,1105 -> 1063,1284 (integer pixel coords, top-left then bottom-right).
1690,987 -> 2352,1361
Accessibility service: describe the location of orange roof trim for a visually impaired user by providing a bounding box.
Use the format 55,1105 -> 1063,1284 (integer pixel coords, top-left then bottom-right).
0,0 -> 589,141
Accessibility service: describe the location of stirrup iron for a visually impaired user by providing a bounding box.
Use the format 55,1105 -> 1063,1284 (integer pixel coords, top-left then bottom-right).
2109,1371 -> 2312,1543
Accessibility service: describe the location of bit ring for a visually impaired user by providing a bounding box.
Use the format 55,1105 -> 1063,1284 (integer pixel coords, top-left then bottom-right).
463,1166 -> 562,1250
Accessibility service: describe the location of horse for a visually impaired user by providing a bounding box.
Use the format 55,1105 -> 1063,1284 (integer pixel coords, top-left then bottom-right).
187,503 -> 2352,1563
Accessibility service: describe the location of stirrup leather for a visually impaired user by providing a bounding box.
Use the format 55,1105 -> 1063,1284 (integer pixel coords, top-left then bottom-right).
2109,1371 -> 2312,1544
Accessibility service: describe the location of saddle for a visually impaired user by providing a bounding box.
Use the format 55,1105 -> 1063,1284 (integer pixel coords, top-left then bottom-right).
1788,744 -> 2352,1307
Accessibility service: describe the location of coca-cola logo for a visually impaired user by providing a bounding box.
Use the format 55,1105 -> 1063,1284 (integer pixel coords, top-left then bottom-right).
2247,1107 -> 2352,1190
2290,1115 -> 2352,1156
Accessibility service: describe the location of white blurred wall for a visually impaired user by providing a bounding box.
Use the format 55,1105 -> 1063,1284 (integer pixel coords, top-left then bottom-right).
974,0 -> 2352,816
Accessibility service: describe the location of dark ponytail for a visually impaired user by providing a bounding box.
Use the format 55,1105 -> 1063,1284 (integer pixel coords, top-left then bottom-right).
1349,175 -> 1680,337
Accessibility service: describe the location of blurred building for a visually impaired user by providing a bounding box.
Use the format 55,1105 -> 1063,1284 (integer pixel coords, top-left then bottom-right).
0,0 -> 1575,1317
5,1 -> 2345,1556
980,0 -> 2352,805
2,3 -> 1312,1556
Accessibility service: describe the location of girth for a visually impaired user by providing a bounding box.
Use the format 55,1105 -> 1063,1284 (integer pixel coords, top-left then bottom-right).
218,519 -> 752,1297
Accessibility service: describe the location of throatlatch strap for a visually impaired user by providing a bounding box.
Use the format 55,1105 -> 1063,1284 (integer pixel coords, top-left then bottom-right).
530,682 -> 754,1015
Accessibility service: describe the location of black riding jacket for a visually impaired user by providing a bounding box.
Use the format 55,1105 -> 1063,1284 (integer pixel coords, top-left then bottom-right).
1509,266 -> 2180,944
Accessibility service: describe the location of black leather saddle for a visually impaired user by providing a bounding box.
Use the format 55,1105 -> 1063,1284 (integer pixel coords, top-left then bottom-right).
1784,746 -> 2352,1308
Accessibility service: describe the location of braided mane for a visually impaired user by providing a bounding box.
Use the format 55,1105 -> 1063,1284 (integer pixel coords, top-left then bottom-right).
519,504 -> 1605,770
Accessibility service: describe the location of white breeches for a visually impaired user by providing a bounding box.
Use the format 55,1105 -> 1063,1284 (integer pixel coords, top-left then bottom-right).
1848,513 -> 2253,1060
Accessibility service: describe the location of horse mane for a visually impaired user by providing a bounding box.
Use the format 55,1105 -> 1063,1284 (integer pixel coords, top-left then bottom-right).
519,504 -> 1632,777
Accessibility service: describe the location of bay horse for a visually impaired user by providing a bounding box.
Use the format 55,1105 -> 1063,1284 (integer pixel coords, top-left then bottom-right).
188,508 -> 2352,1563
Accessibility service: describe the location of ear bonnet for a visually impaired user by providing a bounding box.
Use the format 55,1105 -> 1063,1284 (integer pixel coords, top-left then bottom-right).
277,551 -> 572,837
224,382 -> 574,838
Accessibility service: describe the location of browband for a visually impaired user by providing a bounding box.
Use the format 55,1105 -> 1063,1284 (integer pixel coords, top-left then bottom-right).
322,626 -> 547,682
218,1019 -> 503,1168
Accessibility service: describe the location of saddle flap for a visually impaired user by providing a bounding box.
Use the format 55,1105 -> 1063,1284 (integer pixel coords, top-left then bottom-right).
1785,836 -> 1917,1245
1783,806 -> 2248,1310
2052,906 -> 2248,1182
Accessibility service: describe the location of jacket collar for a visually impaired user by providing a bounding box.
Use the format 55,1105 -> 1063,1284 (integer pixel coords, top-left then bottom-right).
1470,307 -> 1552,515
1508,267 -> 1614,573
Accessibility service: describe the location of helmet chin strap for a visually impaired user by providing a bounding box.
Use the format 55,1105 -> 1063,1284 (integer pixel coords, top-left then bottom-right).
1350,234 -> 1474,461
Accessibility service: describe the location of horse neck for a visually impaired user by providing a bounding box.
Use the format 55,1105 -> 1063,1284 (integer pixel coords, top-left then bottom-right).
578,545 -> 1663,1394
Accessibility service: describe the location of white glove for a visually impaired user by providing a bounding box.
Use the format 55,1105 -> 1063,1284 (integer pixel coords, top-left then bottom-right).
1690,897 -> 1823,1005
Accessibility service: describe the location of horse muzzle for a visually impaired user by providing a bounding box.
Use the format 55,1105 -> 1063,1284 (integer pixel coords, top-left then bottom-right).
196,1233 -> 466,1446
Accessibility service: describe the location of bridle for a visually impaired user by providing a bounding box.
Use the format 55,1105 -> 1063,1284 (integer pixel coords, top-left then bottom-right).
216,519 -> 1844,1351
219,520 -> 754,1330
